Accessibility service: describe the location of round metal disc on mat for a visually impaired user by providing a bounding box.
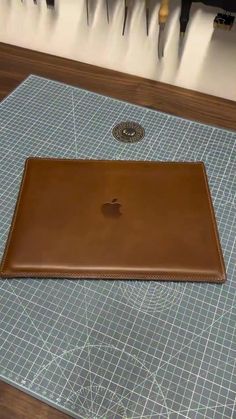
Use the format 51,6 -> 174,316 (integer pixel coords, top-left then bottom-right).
112,121 -> 145,143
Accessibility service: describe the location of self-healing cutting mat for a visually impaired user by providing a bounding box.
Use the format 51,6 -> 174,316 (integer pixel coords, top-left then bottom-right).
0,76 -> 235,419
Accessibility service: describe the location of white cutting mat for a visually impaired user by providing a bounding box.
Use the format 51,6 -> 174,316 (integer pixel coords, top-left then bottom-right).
0,75 -> 235,418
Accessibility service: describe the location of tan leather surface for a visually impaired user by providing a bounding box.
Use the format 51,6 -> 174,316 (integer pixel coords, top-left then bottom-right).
0,158 -> 226,282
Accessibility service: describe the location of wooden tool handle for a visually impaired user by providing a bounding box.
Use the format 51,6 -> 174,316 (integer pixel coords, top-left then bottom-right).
159,0 -> 169,24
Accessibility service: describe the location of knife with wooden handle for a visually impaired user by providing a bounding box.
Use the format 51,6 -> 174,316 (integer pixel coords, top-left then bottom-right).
158,0 -> 170,59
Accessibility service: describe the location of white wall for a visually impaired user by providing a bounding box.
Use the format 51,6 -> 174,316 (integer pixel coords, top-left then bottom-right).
1,0 -> 236,101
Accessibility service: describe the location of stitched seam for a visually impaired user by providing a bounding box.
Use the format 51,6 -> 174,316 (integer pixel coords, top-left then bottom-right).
0,272 -> 225,282
201,163 -> 226,280
20,158 -> 205,165
0,159 -> 30,274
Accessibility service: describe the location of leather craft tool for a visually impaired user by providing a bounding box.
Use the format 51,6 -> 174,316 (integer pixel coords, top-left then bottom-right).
106,0 -> 109,23
146,0 -> 150,35
46,0 -> 55,8
214,13 -> 235,30
86,0 -> 89,25
180,0 -> 236,34
122,0 -> 129,35
158,0 -> 170,59
179,0 -> 236,54
179,0 -> 192,53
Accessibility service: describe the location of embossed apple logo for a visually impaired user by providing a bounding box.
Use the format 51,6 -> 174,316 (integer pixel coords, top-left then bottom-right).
101,199 -> 122,218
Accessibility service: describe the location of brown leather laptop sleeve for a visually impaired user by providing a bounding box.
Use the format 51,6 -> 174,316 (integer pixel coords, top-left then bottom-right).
0,158 -> 226,282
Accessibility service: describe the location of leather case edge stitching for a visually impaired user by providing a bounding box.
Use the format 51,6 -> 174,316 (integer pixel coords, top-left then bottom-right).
0,158 -> 31,276
201,163 -> 226,282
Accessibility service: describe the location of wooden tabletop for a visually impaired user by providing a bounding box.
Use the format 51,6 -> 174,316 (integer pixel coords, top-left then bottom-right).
0,42 -> 235,419
1,42 -> 236,131
0,381 -> 70,419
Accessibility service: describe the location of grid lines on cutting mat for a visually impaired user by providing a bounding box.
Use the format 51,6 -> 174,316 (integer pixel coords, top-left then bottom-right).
0,75 -> 236,419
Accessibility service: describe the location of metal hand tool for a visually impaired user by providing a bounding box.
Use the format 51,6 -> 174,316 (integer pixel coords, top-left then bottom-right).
179,0 -> 192,54
122,0 -> 129,35
106,0 -> 109,23
158,0 -> 170,59
214,12 -> 235,30
86,0 -> 89,25
146,0 -> 150,35
179,0 -> 236,54
46,0 -> 55,8
86,0 -> 109,26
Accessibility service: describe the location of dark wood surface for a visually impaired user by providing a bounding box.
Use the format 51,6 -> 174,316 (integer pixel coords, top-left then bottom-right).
0,42 -> 236,131
0,41 -> 235,418
0,381 -> 71,419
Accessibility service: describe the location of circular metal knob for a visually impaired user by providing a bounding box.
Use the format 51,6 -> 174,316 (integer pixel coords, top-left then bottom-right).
112,121 -> 145,143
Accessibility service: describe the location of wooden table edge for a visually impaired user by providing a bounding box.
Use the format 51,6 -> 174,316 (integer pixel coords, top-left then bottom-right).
1,42 -> 236,131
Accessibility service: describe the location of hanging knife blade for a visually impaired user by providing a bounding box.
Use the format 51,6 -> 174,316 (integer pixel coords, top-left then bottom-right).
86,0 -> 89,25
179,0 -> 192,55
158,0 -> 170,59
122,0 -> 129,35
46,0 -> 55,8
146,0 -> 150,36
106,0 -> 109,23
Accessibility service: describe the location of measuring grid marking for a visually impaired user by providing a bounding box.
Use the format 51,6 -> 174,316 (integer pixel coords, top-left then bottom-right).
0,75 -> 235,418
